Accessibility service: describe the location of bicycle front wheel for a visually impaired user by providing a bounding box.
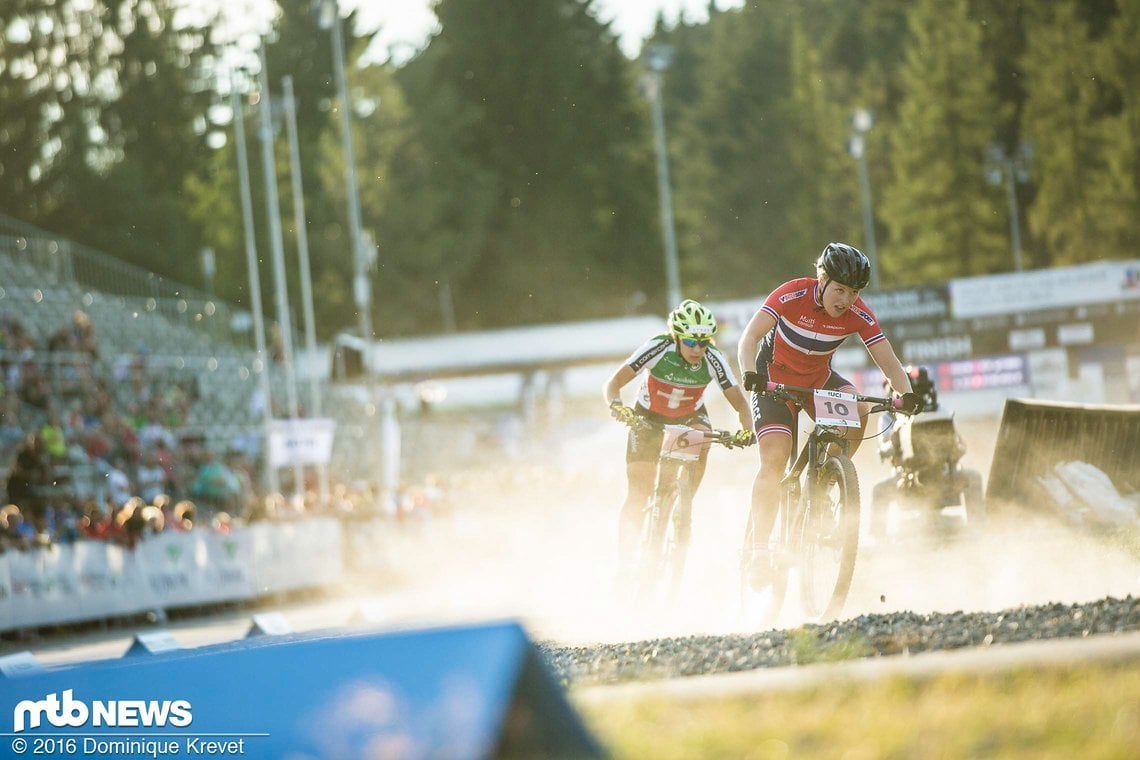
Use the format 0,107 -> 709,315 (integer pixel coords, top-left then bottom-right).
799,455 -> 861,623
739,489 -> 790,631
639,464 -> 689,605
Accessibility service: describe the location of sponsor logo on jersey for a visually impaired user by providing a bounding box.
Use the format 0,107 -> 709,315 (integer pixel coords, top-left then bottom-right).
779,288 -> 808,304
850,305 -> 875,326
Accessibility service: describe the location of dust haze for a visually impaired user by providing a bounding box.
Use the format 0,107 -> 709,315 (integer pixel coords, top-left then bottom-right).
348,400 -> 1140,645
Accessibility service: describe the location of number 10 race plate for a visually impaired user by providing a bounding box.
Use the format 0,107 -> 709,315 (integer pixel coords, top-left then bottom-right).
812,389 -> 861,428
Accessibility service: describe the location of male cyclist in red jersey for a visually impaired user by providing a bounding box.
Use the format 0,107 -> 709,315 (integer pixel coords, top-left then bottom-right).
736,243 -> 923,585
605,299 -> 754,568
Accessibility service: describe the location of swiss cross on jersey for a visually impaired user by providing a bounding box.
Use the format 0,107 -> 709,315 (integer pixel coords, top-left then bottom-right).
624,335 -> 737,418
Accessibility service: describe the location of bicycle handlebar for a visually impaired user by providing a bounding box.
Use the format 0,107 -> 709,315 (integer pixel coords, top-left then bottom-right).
619,414 -> 753,449
759,381 -> 913,415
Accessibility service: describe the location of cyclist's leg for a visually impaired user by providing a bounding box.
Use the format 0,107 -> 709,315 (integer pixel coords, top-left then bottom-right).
822,371 -> 869,457
748,392 -> 794,573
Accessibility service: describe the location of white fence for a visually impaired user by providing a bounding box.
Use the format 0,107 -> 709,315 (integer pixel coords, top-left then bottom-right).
0,518 -> 343,631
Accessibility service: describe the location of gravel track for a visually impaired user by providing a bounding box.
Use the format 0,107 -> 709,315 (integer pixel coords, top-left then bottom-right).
539,595 -> 1140,686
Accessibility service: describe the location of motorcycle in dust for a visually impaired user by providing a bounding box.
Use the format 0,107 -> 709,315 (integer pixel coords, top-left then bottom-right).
869,367 -> 985,539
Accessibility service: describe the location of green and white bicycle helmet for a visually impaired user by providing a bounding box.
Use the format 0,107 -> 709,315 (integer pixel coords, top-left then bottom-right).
668,299 -> 718,340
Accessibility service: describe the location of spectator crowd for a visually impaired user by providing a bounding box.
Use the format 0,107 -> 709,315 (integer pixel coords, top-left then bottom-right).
0,308 -> 450,554
0,309 -> 257,551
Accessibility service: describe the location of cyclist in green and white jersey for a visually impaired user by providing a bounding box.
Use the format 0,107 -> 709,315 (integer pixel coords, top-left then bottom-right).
604,299 -> 754,567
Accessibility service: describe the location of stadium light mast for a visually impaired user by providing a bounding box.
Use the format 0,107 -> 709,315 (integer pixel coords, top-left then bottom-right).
986,142 -> 1032,272
644,43 -> 682,311
318,0 -> 373,353
231,86 -> 279,496
848,108 -> 881,291
257,41 -> 305,498
282,74 -> 330,508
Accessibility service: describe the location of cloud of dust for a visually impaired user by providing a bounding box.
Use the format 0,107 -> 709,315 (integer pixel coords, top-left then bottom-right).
341,410 -> 1140,644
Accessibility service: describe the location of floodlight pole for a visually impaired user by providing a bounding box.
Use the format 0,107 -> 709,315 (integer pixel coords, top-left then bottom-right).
646,44 -> 681,311
231,87 -> 278,496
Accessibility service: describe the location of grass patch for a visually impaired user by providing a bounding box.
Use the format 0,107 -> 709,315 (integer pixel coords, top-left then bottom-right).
575,659 -> 1140,759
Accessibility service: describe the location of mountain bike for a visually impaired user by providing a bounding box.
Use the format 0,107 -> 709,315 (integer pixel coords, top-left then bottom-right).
620,416 -> 751,605
740,381 -> 911,627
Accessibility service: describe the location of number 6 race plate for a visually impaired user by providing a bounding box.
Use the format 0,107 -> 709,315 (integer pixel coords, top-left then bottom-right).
812,389 -> 861,428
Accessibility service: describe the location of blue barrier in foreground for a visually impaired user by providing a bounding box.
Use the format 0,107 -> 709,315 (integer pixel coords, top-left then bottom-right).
0,620 -> 602,759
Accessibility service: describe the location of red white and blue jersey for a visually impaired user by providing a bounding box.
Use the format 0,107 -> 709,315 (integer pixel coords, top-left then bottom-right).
624,335 -> 738,419
757,278 -> 885,380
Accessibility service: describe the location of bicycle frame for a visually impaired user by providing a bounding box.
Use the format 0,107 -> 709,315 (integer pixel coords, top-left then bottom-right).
622,416 -> 746,605
777,412 -> 852,553
742,382 -> 903,625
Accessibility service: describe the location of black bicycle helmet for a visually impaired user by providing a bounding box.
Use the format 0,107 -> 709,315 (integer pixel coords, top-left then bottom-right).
816,242 -> 871,290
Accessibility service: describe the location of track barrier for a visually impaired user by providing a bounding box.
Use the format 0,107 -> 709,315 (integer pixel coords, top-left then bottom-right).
0,620 -> 604,758
0,652 -> 44,678
123,631 -> 181,657
0,518 -> 343,632
245,612 -> 292,638
987,398 -> 1140,517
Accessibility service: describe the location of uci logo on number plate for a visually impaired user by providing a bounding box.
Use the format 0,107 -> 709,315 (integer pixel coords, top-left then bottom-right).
812,389 -> 861,428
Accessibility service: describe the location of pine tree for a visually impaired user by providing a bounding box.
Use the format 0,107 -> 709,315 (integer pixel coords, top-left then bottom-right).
879,0 -> 1006,283
1021,2 -> 1128,265
402,0 -> 657,328
671,3 -> 804,297
0,0 -> 105,222
1096,0 -> 1140,254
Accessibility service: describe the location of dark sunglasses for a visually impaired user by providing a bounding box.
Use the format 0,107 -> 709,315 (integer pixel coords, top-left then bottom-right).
681,337 -> 711,348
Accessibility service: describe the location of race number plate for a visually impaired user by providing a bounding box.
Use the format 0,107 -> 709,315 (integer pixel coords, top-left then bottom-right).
813,389 -> 861,428
660,425 -> 705,461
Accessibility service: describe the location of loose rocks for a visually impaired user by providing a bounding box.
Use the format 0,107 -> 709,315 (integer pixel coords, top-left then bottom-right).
539,595 -> 1140,686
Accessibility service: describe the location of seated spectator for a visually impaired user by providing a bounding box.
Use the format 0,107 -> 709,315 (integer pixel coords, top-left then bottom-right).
20,367 -> 52,410
211,512 -> 232,534
140,504 -> 165,534
40,404 -> 68,462
72,310 -> 99,358
0,504 -> 36,550
79,500 -> 123,543
104,457 -> 132,510
136,450 -> 167,504
0,394 -> 25,450
6,433 -> 47,519
190,449 -> 241,516
171,500 -> 195,532
53,504 -> 83,544
153,438 -> 177,494
224,450 -> 255,519
104,412 -> 140,465
138,410 -> 177,452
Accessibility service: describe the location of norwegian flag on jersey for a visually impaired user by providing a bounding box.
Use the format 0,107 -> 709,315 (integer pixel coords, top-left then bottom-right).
759,278 -> 885,376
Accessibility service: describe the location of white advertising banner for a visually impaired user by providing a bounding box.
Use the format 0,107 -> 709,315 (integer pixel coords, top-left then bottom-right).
950,260 -> 1140,319
138,532 -> 213,609
74,541 -> 141,620
203,530 -> 257,601
268,418 -> 336,468
1,519 -> 345,631
7,546 -> 79,627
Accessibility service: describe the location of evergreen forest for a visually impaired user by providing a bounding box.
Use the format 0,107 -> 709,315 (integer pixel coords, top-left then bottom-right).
2,0 -> 1138,338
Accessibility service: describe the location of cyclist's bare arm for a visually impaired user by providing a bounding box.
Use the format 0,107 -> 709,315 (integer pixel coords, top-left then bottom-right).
723,385 -> 754,431
603,364 -> 638,405
867,340 -> 914,396
737,309 -> 776,376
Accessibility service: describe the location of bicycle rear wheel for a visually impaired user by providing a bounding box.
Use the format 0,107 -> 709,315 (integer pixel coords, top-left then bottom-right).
799,455 -> 860,623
